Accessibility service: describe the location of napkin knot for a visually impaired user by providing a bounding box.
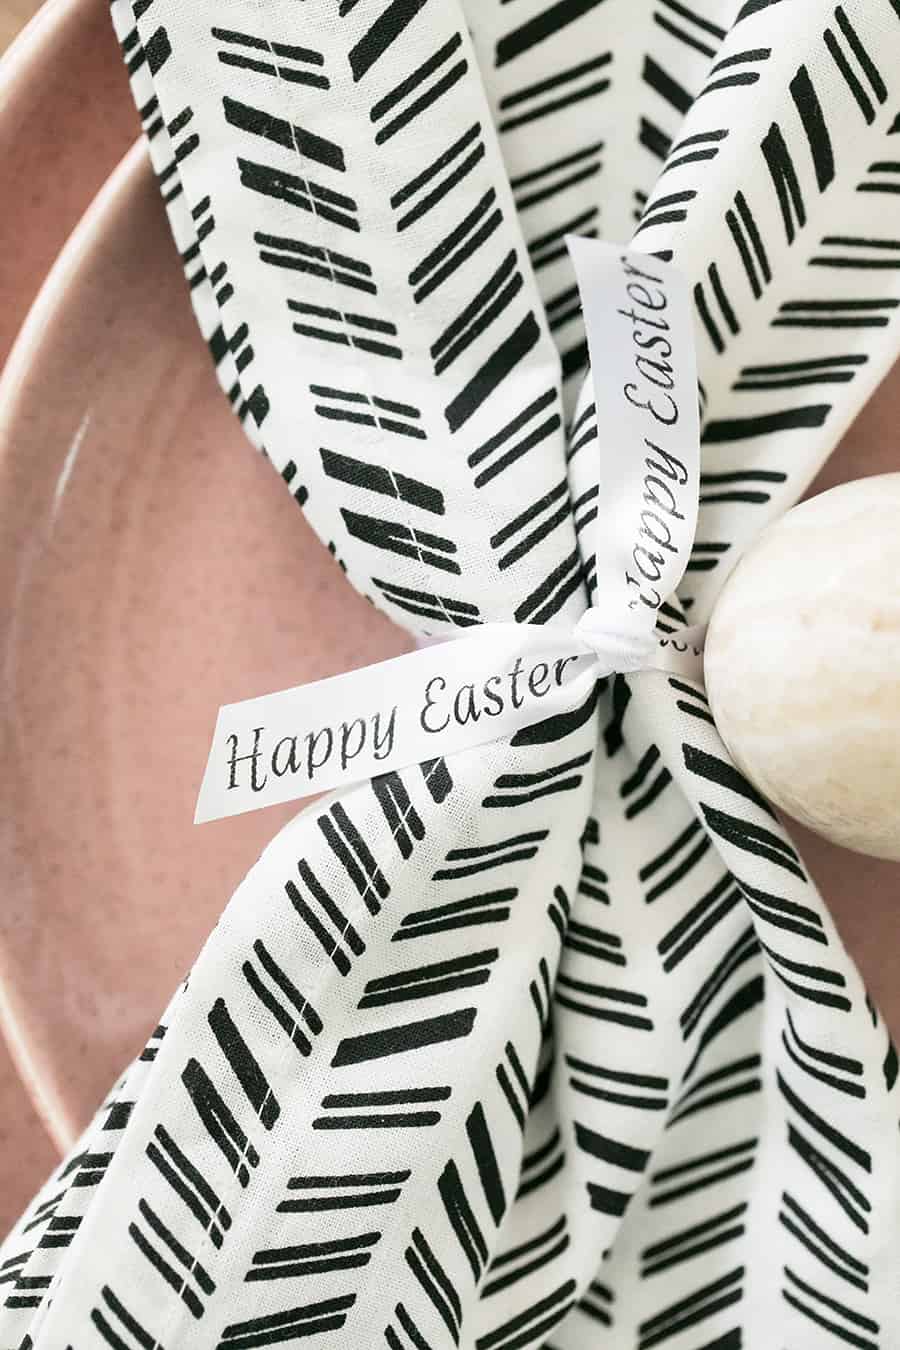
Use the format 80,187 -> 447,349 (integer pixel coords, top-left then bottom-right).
573,607 -> 659,674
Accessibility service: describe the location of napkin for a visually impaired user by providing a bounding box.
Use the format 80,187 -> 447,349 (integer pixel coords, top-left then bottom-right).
2,2 -> 899,1346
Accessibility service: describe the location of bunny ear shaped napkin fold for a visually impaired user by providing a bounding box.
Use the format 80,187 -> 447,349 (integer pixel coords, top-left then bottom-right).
0,3 -> 596,1346
3,1 -> 900,1347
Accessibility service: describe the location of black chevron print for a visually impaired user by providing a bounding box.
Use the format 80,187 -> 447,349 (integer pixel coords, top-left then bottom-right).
477,1279 -> 577,1350
641,1202 -> 747,1278
237,156 -> 360,229
649,1138 -> 759,1209
223,95 -> 345,171
313,1087 -> 451,1131
779,1070 -> 872,1233
286,860 -> 366,975
393,887 -> 518,941
637,1267 -> 743,1348
146,1123 -> 233,1250
483,1213 -> 570,1298
216,1295 -> 356,1348
370,34 -> 469,145
212,28 -> 329,90
128,1195 -> 215,1319
246,1232 -> 379,1281
312,384 -> 426,438
779,1189 -> 870,1291
331,1007 -> 478,1066
432,830 -> 548,880
278,1171 -> 410,1214
782,1264 -> 879,1348
6,0 -> 900,1345
242,940 -> 323,1058
498,54 -> 611,134
391,122 -> 487,230
181,1058 -> 261,1187
575,1122 -> 650,1216
360,950 -> 497,1008
90,1284 -> 161,1350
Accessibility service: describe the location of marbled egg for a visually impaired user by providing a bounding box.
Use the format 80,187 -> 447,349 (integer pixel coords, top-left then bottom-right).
704,473 -> 900,860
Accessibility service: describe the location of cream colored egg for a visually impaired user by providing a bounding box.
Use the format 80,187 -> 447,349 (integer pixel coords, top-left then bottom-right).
704,473 -> 900,860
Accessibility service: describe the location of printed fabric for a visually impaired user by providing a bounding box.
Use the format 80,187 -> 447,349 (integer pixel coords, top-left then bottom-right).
2,1 -> 899,1347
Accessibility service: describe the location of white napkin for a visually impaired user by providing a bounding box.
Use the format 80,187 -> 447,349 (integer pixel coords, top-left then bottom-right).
3,2 -> 899,1346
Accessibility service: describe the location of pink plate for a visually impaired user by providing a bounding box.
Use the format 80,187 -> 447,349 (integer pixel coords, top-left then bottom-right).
0,0 -> 134,1235
0,142 -> 411,1153
0,0 -> 133,365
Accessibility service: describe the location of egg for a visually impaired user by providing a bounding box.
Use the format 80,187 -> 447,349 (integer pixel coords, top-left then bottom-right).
704,473 -> 900,860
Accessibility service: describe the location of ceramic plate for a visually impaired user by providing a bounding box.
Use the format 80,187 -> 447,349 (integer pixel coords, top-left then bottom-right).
0,142 -> 410,1151
0,0 -> 135,1234
0,0 -> 133,364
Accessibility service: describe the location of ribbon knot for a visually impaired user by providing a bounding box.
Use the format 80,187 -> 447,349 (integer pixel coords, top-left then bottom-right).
573,608 -> 659,674
195,238 -> 705,823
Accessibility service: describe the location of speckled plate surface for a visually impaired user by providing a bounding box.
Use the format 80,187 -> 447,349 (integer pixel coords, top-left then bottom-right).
0,0 -> 133,365
0,0 -> 135,1234
0,141 -> 410,1155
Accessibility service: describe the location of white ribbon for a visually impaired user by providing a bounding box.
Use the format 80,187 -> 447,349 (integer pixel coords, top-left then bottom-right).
195,238 -> 702,824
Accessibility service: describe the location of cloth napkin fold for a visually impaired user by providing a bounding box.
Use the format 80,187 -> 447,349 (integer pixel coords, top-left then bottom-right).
2,2 -> 900,1347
